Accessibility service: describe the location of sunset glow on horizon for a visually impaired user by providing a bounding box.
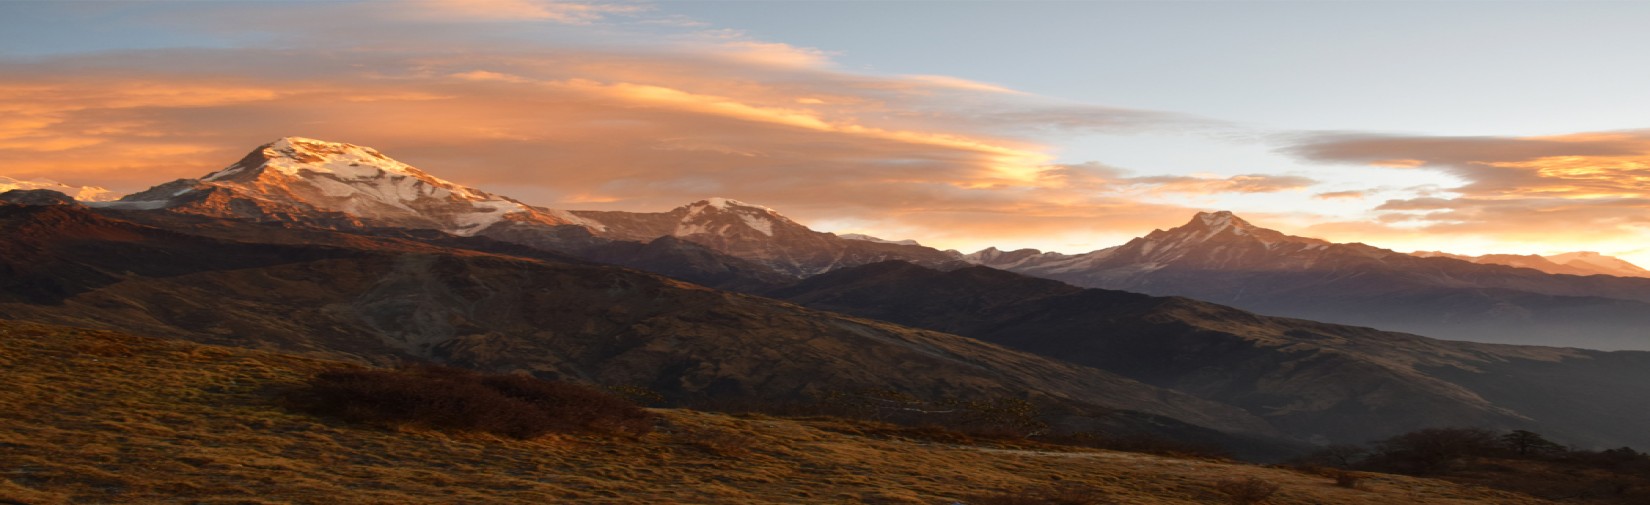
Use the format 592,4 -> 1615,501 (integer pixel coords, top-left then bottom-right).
5,1 -> 1650,264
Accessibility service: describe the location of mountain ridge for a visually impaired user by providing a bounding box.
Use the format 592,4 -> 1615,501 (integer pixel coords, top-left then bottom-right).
107,137 -> 962,278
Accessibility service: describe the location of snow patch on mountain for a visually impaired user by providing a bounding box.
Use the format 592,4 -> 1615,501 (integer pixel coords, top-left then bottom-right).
545,209 -> 607,231
675,198 -> 781,237
738,213 -> 774,236
703,197 -> 773,212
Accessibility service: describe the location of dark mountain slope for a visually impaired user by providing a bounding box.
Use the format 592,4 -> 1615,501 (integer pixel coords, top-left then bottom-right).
99,207 -> 790,293
771,262 -> 1650,449
0,202 -> 365,304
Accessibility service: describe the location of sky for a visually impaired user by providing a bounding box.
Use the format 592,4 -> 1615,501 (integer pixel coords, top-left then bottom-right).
4,1 -> 1650,263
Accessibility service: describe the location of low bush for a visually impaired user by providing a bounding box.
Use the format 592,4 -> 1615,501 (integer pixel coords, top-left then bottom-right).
1329,469 -> 1361,489
1214,476 -> 1279,504
1365,427 -> 1499,475
290,364 -> 655,439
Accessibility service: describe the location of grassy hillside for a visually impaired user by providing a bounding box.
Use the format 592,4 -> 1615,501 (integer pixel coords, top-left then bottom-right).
0,320 -> 1550,504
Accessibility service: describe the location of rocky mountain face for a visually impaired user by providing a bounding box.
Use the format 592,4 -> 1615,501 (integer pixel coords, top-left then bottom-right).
1415,250 -> 1650,278
565,198 -> 963,277
769,261 -> 1650,449
0,200 -> 1284,453
968,211 -> 1650,351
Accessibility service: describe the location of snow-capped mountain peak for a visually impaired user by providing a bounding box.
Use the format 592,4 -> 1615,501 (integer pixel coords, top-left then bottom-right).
201,137 -> 487,200
695,197 -> 771,212
1193,210 -> 1254,234
1165,211 -> 1257,242
675,197 -> 797,237
112,137 -> 581,235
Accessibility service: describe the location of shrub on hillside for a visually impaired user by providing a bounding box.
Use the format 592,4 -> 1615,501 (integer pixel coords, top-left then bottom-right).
1366,427 -> 1499,475
1501,429 -> 1566,457
291,364 -> 655,439
1329,469 -> 1362,489
1214,476 -> 1279,504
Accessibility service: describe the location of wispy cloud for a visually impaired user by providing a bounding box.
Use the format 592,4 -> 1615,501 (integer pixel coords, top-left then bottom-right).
1125,173 -> 1316,195
899,75 -> 1028,95
405,0 -> 646,23
1314,190 -> 1366,200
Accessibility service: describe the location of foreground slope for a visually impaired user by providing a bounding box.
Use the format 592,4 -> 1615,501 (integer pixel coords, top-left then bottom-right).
0,201 -> 1275,445
0,320 -> 1550,505
968,211 -> 1650,350
771,262 -> 1650,449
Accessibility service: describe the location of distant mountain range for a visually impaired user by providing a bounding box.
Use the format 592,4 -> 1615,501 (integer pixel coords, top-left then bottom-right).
1413,250 -> 1650,278
0,175 -> 114,202
965,211 -> 1650,351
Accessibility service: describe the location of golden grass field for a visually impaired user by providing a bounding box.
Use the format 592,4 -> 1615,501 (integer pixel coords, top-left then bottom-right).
0,319 -> 1554,504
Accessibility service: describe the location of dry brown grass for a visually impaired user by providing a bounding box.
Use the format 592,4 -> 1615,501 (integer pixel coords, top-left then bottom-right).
0,320 -> 1557,504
